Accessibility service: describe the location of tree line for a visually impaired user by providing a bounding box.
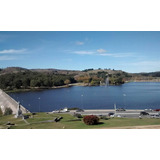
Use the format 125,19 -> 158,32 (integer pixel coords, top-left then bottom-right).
0,71 -> 76,90
75,71 -> 125,85
0,70 -> 128,91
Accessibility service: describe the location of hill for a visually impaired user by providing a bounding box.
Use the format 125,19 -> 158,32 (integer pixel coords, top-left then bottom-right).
0,67 -> 29,75
1,67 -> 160,91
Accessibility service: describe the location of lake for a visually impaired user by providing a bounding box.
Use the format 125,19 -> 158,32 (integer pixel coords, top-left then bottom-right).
8,82 -> 160,112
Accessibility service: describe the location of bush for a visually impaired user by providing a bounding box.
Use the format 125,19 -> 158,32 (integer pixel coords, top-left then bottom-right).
83,115 -> 99,125
68,107 -> 80,110
0,107 -> 3,117
99,115 -> 108,120
73,113 -> 82,118
4,108 -> 13,115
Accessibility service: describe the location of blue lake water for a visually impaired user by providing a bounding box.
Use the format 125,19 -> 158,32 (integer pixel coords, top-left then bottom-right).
9,82 -> 160,112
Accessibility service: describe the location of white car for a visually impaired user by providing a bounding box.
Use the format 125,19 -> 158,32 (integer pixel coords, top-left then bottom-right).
144,109 -> 153,112
150,114 -> 160,118
52,110 -> 60,113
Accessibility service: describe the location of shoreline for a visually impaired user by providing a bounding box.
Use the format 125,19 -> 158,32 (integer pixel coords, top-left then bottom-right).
5,83 -> 94,93
5,82 -> 125,93
5,81 -> 160,93
6,84 -> 74,93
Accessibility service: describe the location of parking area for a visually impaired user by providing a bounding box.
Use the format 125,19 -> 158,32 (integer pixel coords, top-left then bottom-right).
69,109 -> 160,118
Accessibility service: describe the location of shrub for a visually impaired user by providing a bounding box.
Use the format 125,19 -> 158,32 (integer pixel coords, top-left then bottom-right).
4,107 -> 13,115
99,115 -> 108,120
0,107 -> 3,117
73,113 -> 82,118
68,107 -> 80,110
83,115 -> 99,125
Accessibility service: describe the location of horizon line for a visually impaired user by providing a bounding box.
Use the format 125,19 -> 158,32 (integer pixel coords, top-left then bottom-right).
1,66 -> 160,74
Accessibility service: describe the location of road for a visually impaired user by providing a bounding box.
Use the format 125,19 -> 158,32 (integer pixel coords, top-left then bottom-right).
69,109 -> 159,118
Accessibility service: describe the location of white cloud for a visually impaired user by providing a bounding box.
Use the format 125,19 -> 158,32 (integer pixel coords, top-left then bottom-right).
75,41 -> 84,45
71,49 -> 134,58
0,56 -> 17,60
99,53 -> 113,56
98,52 -> 134,58
97,49 -> 107,53
73,51 -> 95,55
112,53 -> 134,58
0,48 -> 28,61
0,48 -> 27,54
97,49 -> 134,58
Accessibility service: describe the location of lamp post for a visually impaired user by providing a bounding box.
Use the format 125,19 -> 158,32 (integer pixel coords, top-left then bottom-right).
38,97 -> 41,112
114,103 -> 117,116
81,94 -> 83,109
123,93 -> 126,108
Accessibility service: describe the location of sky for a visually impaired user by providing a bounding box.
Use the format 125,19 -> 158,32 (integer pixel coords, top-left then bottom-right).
0,31 -> 160,73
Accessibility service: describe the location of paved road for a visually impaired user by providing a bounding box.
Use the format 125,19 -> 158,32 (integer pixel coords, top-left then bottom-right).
69,109 -> 159,118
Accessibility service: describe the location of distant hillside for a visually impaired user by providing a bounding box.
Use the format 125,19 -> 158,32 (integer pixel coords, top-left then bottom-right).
135,72 -> 160,77
0,67 -> 128,76
0,67 -> 128,91
1,67 -> 160,83
0,67 -> 29,75
30,68 -> 82,75
0,67 -> 82,76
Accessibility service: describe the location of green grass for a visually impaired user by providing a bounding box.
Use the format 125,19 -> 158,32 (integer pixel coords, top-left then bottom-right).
0,113 -> 160,129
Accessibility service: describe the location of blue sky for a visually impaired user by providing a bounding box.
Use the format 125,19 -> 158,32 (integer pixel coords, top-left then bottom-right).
0,31 -> 160,73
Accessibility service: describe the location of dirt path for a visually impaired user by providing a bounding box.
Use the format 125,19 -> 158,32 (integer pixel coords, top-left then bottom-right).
101,125 -> 160,129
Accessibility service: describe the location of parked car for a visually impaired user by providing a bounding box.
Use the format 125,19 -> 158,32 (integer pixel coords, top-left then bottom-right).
116,108 -> 126,111
76,109 -> 84,112
154,109 -> 160,112
23,115 -> 30,119
108,112 -> 115,117
52,110 -> 60,113
144,109 -> 153,112
140,112 -> 149,116
60,107 -> 70,113
150,114 -> 160,118
117,115 -> 122,118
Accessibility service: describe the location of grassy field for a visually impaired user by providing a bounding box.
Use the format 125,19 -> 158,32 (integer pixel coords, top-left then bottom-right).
0,112 -> 160,129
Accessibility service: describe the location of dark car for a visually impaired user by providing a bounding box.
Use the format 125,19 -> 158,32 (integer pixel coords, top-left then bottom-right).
108,112 -> 115,117
76,109 -> 84,112
116,108 -> 126,111
154,109 -> 160,112
140,112 -> 149,116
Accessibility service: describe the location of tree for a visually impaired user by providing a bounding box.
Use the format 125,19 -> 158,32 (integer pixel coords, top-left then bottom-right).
4,108 -> 13,115
14,79 -> 22,89
83,115 -> 99,125
90,80 -> 100,86
0,107 -> 3,117
64,79 -> 71,85
23,78 -> 30,88
30,79 -> 37,87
